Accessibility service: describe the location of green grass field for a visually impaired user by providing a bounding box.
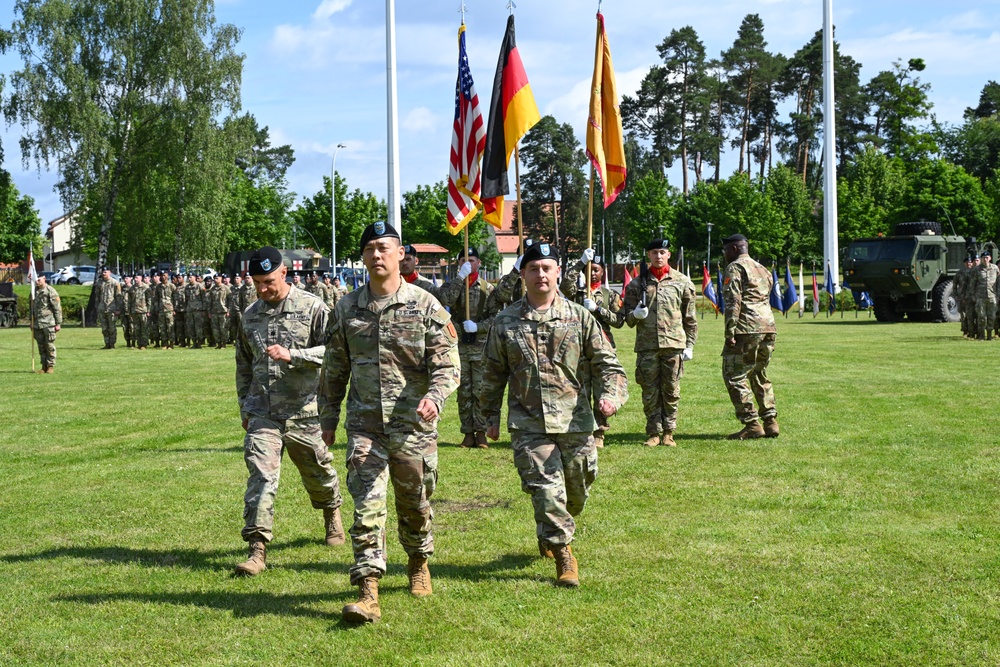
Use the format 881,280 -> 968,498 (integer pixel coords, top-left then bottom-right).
4,314 -> 999,666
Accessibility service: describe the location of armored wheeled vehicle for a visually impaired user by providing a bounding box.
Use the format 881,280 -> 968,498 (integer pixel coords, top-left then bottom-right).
0,283 -> 18,328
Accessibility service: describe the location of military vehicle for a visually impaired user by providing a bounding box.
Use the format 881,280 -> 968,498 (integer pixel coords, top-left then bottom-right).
0,283 -> 18,328
843,221 -> 997,322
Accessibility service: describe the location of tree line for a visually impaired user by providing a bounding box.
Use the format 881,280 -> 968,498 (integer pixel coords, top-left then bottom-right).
1,3 -> 999,273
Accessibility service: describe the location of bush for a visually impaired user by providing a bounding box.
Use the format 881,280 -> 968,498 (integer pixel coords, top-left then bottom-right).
13,284 -> 92,325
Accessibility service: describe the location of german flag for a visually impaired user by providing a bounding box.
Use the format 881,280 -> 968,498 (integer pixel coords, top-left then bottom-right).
481,14 -> 540,228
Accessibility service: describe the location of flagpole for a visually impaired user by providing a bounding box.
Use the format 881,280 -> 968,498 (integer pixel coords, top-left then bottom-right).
822,0 -> 839,296
464,227 -> 471,331
29,241 -> 36,372
587,167 -> 595,297
386,0 -> 402,234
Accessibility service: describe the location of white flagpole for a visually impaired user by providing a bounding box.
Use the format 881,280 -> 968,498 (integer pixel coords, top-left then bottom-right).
386,0 -> 402,237
798,262 -> 805,317
822,0 -> 839,294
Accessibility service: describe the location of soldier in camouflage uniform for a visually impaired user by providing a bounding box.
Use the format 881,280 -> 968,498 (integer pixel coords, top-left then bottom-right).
95,269 -> 122,349
622,238 -> 698,447
720,234 -> 779,440
953,256 -> 973,338
149,274 -> 161,347
155,271 -> 175,349
172,274 -> 187,347
207,274 -> 230,349
486,239 -> 535,317
971,250 -> 1000,340
480,241 -> 628,588
400,244 -> 439,296
319,221 -> 460,624
233,246 -> 344,577
437,246 -> 495,448
31,274 -> 63,373
228,274 -> 244,345
185,275 -> 207,348
328,276 -> 348,308
559,249 -> 626,449
129,275 -> 151,349
120,276 -> 134,347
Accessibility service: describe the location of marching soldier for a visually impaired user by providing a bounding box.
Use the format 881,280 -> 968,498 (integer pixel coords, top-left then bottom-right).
31,273 -> 63,373
954,256 -> 973,338
319,221 -> 460,624
95,268 -> 122,349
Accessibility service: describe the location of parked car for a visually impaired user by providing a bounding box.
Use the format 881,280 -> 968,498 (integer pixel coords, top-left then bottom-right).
53,265 -> 97,285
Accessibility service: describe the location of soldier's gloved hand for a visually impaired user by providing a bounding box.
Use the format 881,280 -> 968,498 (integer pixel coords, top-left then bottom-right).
580,248 -> 595,264
513,255 -> 523,271
632,304 -> 649,320
457,262 -> 473,280
583,298 -> 598,312
681,348 -> 694,361
463,320 -> 478,333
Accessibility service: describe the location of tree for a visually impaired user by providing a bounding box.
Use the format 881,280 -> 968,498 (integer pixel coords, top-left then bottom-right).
721,14 -> 772,175
865,58 -> 935,160
965,80 -> 1000,120
837,144 -> 907,243
891,160 -> 994,240
292,174 -> 384,266
764,164 -> 819,261
654,26 -> 708,195
938,116 -> 1000,185
778,31 -> 823,181
0,178 -> 42,262
4,0 -> 244,274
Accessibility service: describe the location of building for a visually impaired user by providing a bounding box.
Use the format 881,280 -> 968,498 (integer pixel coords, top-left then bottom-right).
45,213 -> 95,271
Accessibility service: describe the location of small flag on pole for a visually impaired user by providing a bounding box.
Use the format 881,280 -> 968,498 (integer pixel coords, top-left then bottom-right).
27,246 -> 38,300
717,266 -> 726,314
703,264 -> 718,312
825,262 -> 836,315
622,264 -> 632,289
446,24 -> 487,236
481,14 -> 540,229
812,269 -> 820,317
783,263 -> 798,315
586,12 -> 627,208
798,263 -> 806,317
769,266 -> 785,313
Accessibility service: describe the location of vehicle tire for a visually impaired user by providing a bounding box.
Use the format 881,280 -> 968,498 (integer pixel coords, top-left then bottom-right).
68,277 -> 80,285
872,296 -> 903,322
931,278 -> 960,323
893,221 -> 942,236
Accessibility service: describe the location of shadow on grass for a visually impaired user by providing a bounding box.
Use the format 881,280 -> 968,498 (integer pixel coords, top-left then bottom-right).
394,552 -> 538,584
56,590 -> 344,621
605,432 -> 727,445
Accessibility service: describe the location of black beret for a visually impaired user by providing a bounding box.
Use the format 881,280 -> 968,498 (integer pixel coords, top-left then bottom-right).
521,241 -> 559,267
359,221 -> 400,254
249,246 -> 283,276
458,246 -> 479,260
646,238 -> 670,251
981,250 -> 991,258
403,244 -> 418,257
592,255 -> 605,267
722,234 -> 748,245
966,255 -> 976,262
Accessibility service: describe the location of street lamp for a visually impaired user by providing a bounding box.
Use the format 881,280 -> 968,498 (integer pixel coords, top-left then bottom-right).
706,221 -> 714,269
331,143 -> 346,273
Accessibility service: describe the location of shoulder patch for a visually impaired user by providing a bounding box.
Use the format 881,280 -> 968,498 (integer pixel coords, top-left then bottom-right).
446,321 -> 457,340
430,307 -> 450,327
724,277 -> 731,285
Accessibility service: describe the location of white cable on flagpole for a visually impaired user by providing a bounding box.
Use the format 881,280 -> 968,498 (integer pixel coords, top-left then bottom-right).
386,0 -> 402,237
822,0 -> 839,293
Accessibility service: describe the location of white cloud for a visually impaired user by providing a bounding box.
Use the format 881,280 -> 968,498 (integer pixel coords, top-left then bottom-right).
313,0 -> 352,22
402,107 -> 442,133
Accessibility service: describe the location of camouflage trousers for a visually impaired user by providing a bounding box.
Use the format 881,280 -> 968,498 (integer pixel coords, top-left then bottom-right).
132,314 -> 149,348
722,333 -> 777,424
511,430 -> 597,547
229,312 -> 241,345
210,313 -> 228,346
174,313 -> 186,346
457,348 -> 489,433
158,311 -> 174,347
33,327 -> 57,369
976,300 -> 996,338
186,311 -> 206,346
242,416 -> 342,544
122,314 -> 133,345
149,312 -> 160,344
635,349 -> 684,436
345,430 -> 438,585
98,311 -> 117,346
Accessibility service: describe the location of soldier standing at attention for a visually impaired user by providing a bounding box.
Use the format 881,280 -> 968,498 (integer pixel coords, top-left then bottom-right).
95,268 -> 122,349
622,238 -> 698,447
31,273 -> 63,373
319,221 -> 460,624
173,274 -> 187,347
437,247 -> 495,448
208,274 -> 230,349
400,244 -> 439,296
479,242 -> 628,587
228,274 -> 245,345
156,271 -> 176,349
121,276 -> 134,348
329,276 -> 348,307
972,250 -> 999,340
559,249 -> 626,449
953,256 -> 973,338
186,275 -> 206,348
130,274 -> 150,350
149,273 -> 162,348
233,246 -> 345,577
720,234 -> 779,440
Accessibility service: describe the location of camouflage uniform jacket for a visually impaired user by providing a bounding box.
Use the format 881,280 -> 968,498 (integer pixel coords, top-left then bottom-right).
32,284 -> 63,328
622,267 -> 698,352
492,267 -> 522,309
403,273 -> 439,298
972,263 -> 1000,300
208,284 -> 230,315
131,283 -> 150,314
559,259 -> 625,346
722,255 -> 776,339
437,276 -> 495,356
319,281 -> 460,435
235,286 -> 329,420
155,281 -> 175,313
173,282 -> 187,312
95,277 -> 122,314
953,267 -> 970,305
186,283 -> 206,311
480,296 -> 628,434
150,283 -> 161,315
241,283 -> 256,311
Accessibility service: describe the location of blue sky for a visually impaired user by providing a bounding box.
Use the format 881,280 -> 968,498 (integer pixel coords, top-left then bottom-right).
3,0 -> 999,230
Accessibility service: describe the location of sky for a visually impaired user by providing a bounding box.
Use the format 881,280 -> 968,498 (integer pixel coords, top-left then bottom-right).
2,0 -> 999,232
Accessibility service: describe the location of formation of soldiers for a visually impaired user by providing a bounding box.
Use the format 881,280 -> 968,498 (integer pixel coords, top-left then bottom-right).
954,251 -> 1000,340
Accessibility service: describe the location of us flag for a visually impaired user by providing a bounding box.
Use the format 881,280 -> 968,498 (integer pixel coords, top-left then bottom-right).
446,24 -> 486,236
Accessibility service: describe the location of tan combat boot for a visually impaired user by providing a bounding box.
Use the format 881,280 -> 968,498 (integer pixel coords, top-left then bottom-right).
643,435 -> 660,447
407,556 -> 432,597
459,433 -> 475,448
538,539 -> 553,559
593,434 -> 605,449
474,431 -> 489,449
324,507 -> 346,546
762,417 -> 780,438
234,540 -> 266,577
342,577 -> 381,624
44,367 -> 55,374
728,422 -> 765,440
661,432 -> 676,447
553,545 -> 579,587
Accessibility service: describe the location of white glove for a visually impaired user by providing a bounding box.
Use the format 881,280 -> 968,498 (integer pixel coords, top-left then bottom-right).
513,255 -> 523,271
463,320 -> 478,333
583,298 -> 598,312
457,262 -> 472,280
681,348 -> 693,361
577,273 -> 586,289
580,248 -> 595,264
632,304 -> 649,320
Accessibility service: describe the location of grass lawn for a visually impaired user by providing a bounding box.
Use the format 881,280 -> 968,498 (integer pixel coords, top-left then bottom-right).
3,313 -> 999,666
